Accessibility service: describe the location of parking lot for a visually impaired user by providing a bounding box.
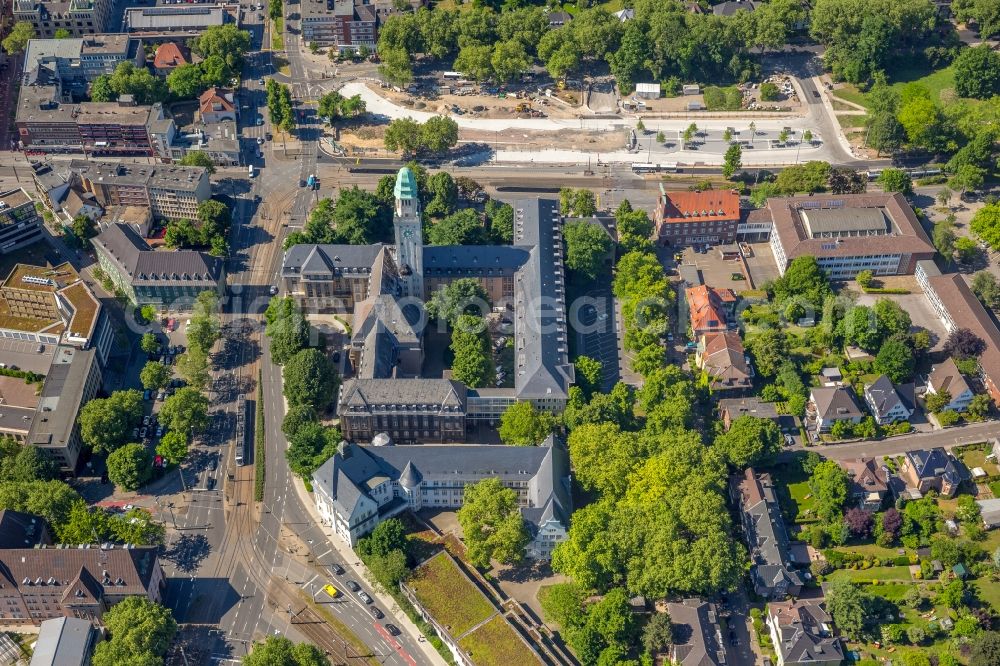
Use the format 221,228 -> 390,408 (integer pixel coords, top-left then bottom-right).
574,290 -> 622,391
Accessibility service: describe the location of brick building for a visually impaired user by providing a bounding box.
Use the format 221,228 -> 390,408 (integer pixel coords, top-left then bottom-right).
653,186 -> 741,247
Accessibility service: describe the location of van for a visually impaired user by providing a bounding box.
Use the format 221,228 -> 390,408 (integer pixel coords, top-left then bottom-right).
248,164 -> 255,178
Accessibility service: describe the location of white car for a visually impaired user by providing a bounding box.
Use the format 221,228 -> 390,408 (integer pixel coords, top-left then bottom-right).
256,137 -> 264,145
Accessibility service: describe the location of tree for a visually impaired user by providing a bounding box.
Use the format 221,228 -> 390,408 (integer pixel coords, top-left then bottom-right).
176,346 -> 211,390
967,393 -> 992,419
425,172 -> 458,218
970,632 -> 1000,666
950,164 -> 987,198
286,422 -> 338,478
642,612 -> 673,658
140,333 -> 160,355
934,217 -> 957,259
926,388 -> 953,413
722,143 -> 742,179
457,478 -> 529,568
826,579 -> 872,639
244,636 -> 330,666
491,39 -> 530,82
829,168 -> 867,195
140,361 -> 172,391
498,401 -> 557,446
809,460 -> 849,523
90,62 -> 168,105
156,431 -> 188,466
421,116 -> 459,153
177,150 -> 216,174
759,81 -> 780,101
106,444 -> 152,492
427,209 -> 490,246
714,416 -> 782,468
899,97 -> 948,151
574,356 -> 603,399
2,22 -> 34,55
426,278 -> 490,325
283,349 -> 338,410
845,508 -> 874,538
746,329 -> 788,377
956,236 -> 980,264
844,305 -> 882,351
265,296 -> 309,365
564,221 -> 612,281
450,315 -> 494,388
92,597 -> 178,666
945,328 -> 986,359
954,44 -> 1000,99
877,168 -> 914,195
874,337 -> 916,383
191,24 -> 251,72
160,388 -> 209,436
167,63 -> 206,99
971,203 -> 1000,250
357,518 -> 407,560
78,390 -> 144,453
186,291 -> 220,354
378,47 -> 414,86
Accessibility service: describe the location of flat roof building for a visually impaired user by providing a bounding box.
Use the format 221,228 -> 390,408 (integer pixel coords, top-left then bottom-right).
30,617 -> 96,666
123,4 -> 239,36
14,0 -> 115,38
763,193 -> 935,279
0,189 -> 45,259
24,35 -> 142,90
70,160 -> 210,220
301,0 -> 378,51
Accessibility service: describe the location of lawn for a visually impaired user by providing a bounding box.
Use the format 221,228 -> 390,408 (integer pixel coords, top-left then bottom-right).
830,543 -> 909,559
766,461 -> 817,523
408,551 -> 496,638
830,64 -> 957,110
826,566 -> 914,583
958,448 -> 1000,476
973,579 -> 1000,613
458,615 -> 543,666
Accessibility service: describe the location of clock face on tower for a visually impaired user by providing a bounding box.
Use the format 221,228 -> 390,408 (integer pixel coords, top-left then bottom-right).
403,227 -> 414,239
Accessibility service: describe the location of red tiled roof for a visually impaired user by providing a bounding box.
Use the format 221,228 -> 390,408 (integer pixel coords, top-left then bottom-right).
199,87 -> 235,115
153,42 -> 186,70
658,189 -> 740,224
687,284 -> 733,335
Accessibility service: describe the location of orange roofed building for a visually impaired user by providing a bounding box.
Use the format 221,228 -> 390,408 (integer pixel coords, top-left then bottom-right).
653,185 -> 741,247
687,284 -> 737,336
152,42 -> 187,76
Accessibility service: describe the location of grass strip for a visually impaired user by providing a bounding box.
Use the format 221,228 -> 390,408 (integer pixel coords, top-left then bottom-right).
254,370 -> 265,502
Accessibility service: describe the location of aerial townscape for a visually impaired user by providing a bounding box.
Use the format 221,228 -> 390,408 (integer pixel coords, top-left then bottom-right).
6,1 -> 1000,666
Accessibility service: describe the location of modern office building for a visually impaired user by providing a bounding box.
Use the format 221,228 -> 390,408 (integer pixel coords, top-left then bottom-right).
123,4 -> 240,37
0,189 -> 45,255
69,161 -> 210,220
301,0 -> 378,51
763,193 -> 936,279
13,0 -> 115,38
0,543 -> 163,626
25,346 -> 102,473
313,434 -> 571,557
92,223 -> 225,310
653,186 -> 741,247
23,35 -> 143,91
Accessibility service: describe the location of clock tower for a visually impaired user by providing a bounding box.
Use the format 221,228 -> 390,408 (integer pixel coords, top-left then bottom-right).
393,166 -> 424,299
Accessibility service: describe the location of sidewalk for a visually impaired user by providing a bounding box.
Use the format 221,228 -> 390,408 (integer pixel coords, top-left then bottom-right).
288,473 -> 448,666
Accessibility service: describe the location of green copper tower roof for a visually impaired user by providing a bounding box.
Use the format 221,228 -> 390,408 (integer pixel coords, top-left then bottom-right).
393,167 -> 418,200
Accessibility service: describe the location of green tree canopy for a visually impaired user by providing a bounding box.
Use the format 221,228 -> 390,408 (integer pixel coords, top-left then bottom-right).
78,390 -> 144,453
714,416 -> 782,468
106,444 -> 152,492
498,401 -> 557,446
809,460 -> 850,523
458,477 -> 530,568
426,278 -> 490,325
140,361 -> 172,391
91,597 -> 178,666
427,208 -> 490,246
449,315 -> 494,388
283,349 -> 339,410
265,296 -> 309,365
159,388 -> 210,436
244,636 -> 330,666
2,22 -> 35,55
156,431 -> 189,466
954,44 -> 1000,99
564,221 -> 612,281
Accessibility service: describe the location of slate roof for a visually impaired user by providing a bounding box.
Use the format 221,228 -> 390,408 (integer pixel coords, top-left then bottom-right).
666,599 -> 727,666
769,599 -> 843,666
810,386 -> 863,421
0,546 -> 160,600
865,375 -> 914,419
339,378 -> 467,411
718,397 -> 778,423
928,357 -> 972,399
733,469 -> 803,594
282,244 -> 386,277
905,447 -> 969,487
0,510 -> 51,549
93,223 -> 223,286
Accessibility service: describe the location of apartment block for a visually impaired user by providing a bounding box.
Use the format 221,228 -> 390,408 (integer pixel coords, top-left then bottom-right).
69,161 -> 210,220
0,189 -> 45,255
13,0 -> 114,38
301,0 -> 378,50
653,186 -> 741,247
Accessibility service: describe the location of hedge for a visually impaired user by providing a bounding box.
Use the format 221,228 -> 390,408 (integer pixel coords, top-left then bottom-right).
254,370 -> 265,502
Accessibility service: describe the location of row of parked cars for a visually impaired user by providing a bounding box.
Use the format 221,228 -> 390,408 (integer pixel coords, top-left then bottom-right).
324,563 -> 399,635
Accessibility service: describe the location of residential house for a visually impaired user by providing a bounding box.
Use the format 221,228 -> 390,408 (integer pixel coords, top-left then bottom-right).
152,42 -> 187,75
806,386 -> 864,432
731,469 -> 804,599
61,189 -> 103,222
767,599 -> 844,666
198,87 -> 238,124
547,11 -> 572,27
926,357 -> 975,412
312,435 -> 571,557
863,375 -> 914,425
898,447 -> 969,498
696,330 -> 752,393
718,397 -> 780,430
686,284 -> 737,336
665,599 -> 727,666
840,458 -> 888,512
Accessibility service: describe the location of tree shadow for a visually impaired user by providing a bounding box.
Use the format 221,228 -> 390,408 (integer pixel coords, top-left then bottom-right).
164,533 -> 211,574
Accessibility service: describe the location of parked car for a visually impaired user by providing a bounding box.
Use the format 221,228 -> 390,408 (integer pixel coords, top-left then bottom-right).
143,389 -> 152,401
143,415 -> 151,426
208,457 -> 217,472
207,477 -> 216,490
139,428 -> 147,438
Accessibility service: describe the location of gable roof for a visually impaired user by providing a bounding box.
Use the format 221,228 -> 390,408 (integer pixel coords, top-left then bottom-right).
840,458 -> 888,497
700,331 -> 750,384
718,397 -> 779,422
152,42 -> 186,70
865,375 -> 913,418
905,447 -> 968,486
769,599 -> 843,665
732,469 -> 803,591
31,617 -> 94,666
92,223 -> 223,285
0,546 -> 159,601
810,386 -> 863,421
666,599 -> 727,666
199,87 -> 235,115
659,189 -> 740,224
928,357 -> 972,398
340,378 -> 467,411
687,285 -> 735,333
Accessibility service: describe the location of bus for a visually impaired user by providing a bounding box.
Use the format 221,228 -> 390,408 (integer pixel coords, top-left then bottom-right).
442,71 -> 462,80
